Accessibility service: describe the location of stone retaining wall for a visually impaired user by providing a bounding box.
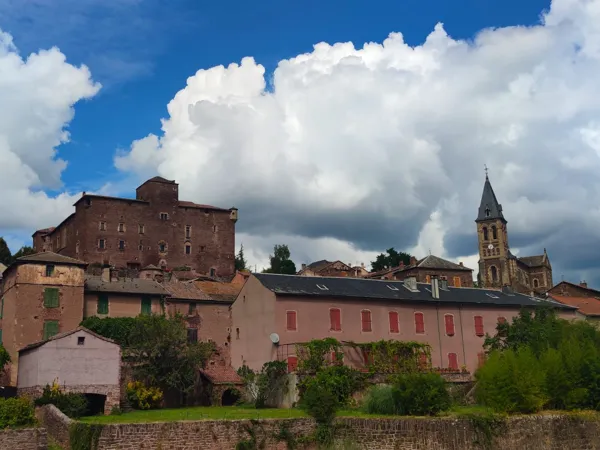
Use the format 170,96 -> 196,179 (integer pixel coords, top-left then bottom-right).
38,404 -> 600,450
36,405 -> 72,449
0,427 -> 46,450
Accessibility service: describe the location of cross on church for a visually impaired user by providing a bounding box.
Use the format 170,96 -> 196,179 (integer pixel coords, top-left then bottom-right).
484,164 -> 489,178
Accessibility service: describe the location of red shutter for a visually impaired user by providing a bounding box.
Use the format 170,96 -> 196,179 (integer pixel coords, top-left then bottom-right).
287,356 -> 298,373
448,353 -> 458,370
286,311 -> 297,331
419,353 -> 429,369
330,309 -> 341,331
389,311 -> 399,333
497,316 -> 506,325
444,314 -> 455,336
474,316 -> 484,336
477,352 -> 486,368
361,310 -> 372,332
415,312 -> 425,334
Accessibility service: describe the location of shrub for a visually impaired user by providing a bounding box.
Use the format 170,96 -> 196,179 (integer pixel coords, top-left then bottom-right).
0,397 -> 35,428
126,381 -> 163,410
301,381 -> 339,445
34,379 -> 89,418
298,365 -> 364,407
391,372 -> 451,416
362,385 -> 397,415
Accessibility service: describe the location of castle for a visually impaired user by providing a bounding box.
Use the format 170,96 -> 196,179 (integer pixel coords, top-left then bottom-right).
476,174 -> 552,295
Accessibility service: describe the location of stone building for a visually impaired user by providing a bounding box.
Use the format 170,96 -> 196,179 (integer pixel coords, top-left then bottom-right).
17,327 -> 121,415
32,176 -> 239,278
365,255 -> 473,287
0,252 -> 87,384
547,281 -> 600,322
476,174 -> 552,295
298,260 -> 368,278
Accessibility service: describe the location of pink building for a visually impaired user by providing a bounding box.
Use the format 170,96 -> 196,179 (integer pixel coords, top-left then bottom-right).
231,274 -> 577,374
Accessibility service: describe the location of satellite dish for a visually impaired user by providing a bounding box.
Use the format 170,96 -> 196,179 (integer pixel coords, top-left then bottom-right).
487,244 -> 494,250
269,333 -> 280,345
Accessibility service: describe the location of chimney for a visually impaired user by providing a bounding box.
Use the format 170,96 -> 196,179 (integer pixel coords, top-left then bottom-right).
440,278 -> 448,290
101,267 -> 110,283
361,262 -> 365,268
301,263 -> 306,270
404,276 -> 418,292
580,281 -> 588,288
410,256 -> 417,266
82,191 -> 86,197
431,275 -> 440,299
459,262 -> 464,267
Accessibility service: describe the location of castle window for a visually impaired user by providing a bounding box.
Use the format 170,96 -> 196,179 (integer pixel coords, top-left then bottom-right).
45,265 -> 54,277
210,268 -> 216,277
490,266 -> 498,282
160,213 -> 169,220
185,243 -> 191,255
185,225 -> 191,239
213,225 -> 217,233
533,278 -> 539,288
138,240 -> 144,251
118,223 -> 125,232
491,225 -> 498,240
159,242 -> 167,253
98,239 -> 106,250
75,241 -> 80,254
118,240 -> 125,251
482,227 -> 488,241
99,222 -> 106,231
138,224 -> 145,234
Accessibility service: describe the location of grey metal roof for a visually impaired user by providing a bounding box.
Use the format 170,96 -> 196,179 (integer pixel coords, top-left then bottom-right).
85,276 -> 167,296
252,273 -> 574,309
476,175 -> 505,222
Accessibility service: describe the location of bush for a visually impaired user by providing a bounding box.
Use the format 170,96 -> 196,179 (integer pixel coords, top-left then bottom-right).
300,381 -> 339,445
126,381 -> 163,410
34,380 -> 88,418
0,397 -> 35,428
298,365 -> 364,407
391,372 -> 451,416
362,385 -> 398,415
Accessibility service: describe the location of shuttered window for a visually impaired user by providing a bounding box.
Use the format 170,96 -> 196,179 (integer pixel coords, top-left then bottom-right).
141,296 -> 152,315
448,353 -> 458,371
389,311 -> 399,333
187,328 -> 198,343
361,310 -> 372,332
43,321 -> 59,340
287,356 -> 298,373
453,277 -> 461,287
414,312 -> 425,334
330,308 -> 341,331
444,314 -> 455,336
97,294 -> 109,315
43,288 -> 59,308
286,311 -> 297,331
474,316 -> 484,336
478,352 -> 486,368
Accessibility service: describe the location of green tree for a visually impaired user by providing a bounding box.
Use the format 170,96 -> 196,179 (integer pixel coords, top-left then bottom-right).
11,246 -> 35,262
263,244 -> 296,274
235,244 -> 248,271
370,248 -> 412,272
0,238 -> 11,266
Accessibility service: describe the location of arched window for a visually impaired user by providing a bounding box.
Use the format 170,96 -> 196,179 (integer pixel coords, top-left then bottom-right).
491,225 -> 497,240
533,278 -> 539,288
490,266 -> 498,282
482,227 -> 488,241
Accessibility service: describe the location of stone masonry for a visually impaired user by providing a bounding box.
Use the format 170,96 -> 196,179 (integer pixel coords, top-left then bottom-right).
0,427 -> 47,450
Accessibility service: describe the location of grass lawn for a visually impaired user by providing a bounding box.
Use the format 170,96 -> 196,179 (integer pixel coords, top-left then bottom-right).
80,406 -> 375,424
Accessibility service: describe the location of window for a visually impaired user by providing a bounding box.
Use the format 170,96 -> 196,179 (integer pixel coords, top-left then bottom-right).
414,312 -> 425,334
453,276 -> 461,287
490,266 -> 498,282
389,311 -> 399,333
474,316 -> 484,336
286,311 -> 297,331
138,224 -> 145,234
99,222 -> 106,231
212,225 -> 217,233
78,337 -> 85,346
43,321 -> 59,340
444,314 -> 455,336
160,213 -> 169,220
118,240 -> 125,251
485,207 -> 491,217
425,275 -> 431,283
491,225 -> 498,240
141,296 -> 152,315
187,328 -> 198,343
419,353 -> 429,369
361,310 -> 372,332
316,284 -> 329,291
159,242 -> 167,253
98,239 -> 106,250
482,226 -> 488,240
188,303 -> 196,315
287,356 -> 298,373
85,198 -> 92,206
185,225 -> 191,239
485,292 -> 500,299
97,294 -> 109,314
45,265 -> 55,277
118,223 -> 125,232
478,352 -> 486,368
387,285 -> 399,291
185,243 -> 191,255
448,353 -> 458,371
236,328 -> 240,339
533,278 -> 539,288
43,288 -> 59,308
330,308 -> 341,331
210,268 -> 216,277
75,242 -> 80,254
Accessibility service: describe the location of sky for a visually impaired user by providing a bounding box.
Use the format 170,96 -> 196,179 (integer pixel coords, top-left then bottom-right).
2,0 -> 600,285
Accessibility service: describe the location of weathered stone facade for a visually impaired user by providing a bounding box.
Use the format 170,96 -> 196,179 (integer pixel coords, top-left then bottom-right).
33,177 -> 238,277
20,383 -> 120,414
0,427 -> 47,450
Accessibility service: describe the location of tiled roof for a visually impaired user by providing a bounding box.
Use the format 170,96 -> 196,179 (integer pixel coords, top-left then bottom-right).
85,276 -> 167,295
19,327 -> 117,353
252,273 -> 574,309
194,280 -> 241,303
163,281 -> 211,301
200,366 -> 243,385
178,201 -> 229,212
15,252 -> 87,267
416,255 -> 472,271
549,295 -> 600,317
306,260 -> 332,271
172,270 -> 199,281
518,255 -> 545,267
549,281 -> 600,297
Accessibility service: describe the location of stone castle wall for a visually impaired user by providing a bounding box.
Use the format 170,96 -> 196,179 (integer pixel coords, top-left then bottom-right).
0,427 -> 47,450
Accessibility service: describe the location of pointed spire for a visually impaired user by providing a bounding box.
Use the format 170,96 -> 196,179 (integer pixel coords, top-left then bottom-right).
476,173 -> 506,223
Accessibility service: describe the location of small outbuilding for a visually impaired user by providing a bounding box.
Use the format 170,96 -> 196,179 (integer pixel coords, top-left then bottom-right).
17,327 -> 121,414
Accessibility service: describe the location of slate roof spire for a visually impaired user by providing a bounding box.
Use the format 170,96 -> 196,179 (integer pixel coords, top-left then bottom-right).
476,171 -> 506,223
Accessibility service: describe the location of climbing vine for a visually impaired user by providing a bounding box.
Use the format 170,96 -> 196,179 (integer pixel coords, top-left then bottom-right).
69,422 -> 104,450
348,340 -> 431,374
458,410 -> 506,450
235,420 -> 267,450
295,338 -> 343,374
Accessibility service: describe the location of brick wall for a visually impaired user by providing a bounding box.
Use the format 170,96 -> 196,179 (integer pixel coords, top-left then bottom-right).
0,427 -> 46,450
37,404 -> 600,450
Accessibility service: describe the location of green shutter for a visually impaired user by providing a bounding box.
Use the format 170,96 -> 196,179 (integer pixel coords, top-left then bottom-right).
43,321 -> 59,340
97,294 -> 109,315
141,296 -> 152,315
43,288 -> 59,308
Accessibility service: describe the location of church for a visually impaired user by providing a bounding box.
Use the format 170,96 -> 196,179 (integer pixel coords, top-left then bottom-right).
476,174 -> 552,296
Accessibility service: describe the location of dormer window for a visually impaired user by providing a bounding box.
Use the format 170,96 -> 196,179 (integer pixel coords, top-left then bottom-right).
387,285 -> 399,291
316,284 -> 329,291
485,207 -> 491,217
